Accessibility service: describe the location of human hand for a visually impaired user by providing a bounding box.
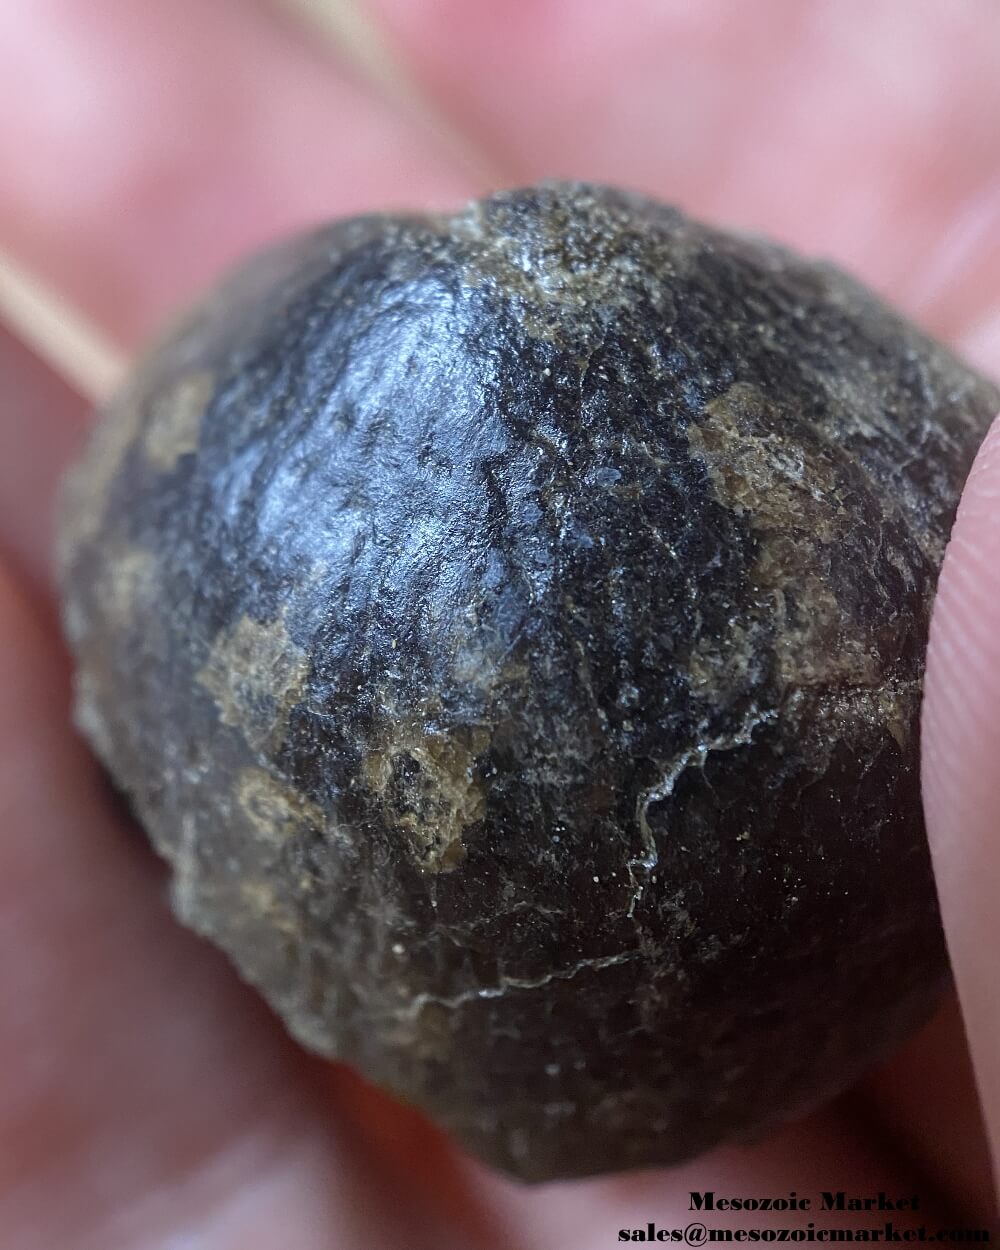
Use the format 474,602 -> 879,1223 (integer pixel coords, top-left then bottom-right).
0,3 -> 998,1246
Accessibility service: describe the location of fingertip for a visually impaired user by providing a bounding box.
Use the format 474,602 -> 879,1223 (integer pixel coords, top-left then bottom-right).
921,407 -> 1000,1172
922,411 -> 1000,858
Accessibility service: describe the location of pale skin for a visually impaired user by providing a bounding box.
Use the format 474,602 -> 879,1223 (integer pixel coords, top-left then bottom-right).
0,2 -> 999,1246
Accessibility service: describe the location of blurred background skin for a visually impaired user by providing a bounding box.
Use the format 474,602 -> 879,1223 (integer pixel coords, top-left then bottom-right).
0,3 -> 999,1248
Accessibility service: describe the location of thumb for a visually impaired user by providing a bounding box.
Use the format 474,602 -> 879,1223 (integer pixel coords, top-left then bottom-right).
922,407 -> 1000,1184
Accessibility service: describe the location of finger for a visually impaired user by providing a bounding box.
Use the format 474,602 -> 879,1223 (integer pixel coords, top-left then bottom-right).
0,0 -> 477,350
858,992 -> 996,1221
0,558 -> 507,1250
0,323 -> 90,596
922,408 -> 1000,1193
366,0 -> 1000,341
959,306 -> 1000,383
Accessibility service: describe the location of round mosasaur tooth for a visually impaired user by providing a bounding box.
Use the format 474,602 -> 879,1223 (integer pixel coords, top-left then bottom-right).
58,182 -> 1000,1181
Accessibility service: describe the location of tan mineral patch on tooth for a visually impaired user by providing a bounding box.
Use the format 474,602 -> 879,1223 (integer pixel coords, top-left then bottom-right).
364,722 -> 490,873
686,621 -> 758,699
99,542 -> 158,628
237,879 -> 300,935
237,766 -> 324,846
143,370 -> 214,470
197,609 -> 308,750
687,382 -> 879,689
72,666 -> 115,766
448,187 -> 689,349
875,684 -> 912,750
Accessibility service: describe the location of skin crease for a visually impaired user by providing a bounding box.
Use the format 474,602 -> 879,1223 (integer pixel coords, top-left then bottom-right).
0,0 -> 998,1245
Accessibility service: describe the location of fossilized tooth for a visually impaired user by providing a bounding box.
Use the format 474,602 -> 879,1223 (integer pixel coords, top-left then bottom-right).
57,181 -> 999,1181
